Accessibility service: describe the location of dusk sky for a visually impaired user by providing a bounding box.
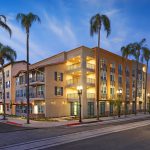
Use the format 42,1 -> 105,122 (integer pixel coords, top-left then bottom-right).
0,0 -> 150,70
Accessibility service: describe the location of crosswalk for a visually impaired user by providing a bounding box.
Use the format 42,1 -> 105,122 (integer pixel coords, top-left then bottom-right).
1,120 -> 150,150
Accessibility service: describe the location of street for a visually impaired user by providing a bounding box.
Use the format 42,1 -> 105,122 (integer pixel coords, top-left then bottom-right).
0,117 -> 150,150
47,124 -> 150,150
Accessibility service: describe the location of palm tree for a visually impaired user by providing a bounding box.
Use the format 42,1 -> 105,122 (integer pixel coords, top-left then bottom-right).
0,43 -> 17,120
90,13 -> 111,120
130,38 -> 146,115
121,44 -> 132,116
16,12 -> 41,124
0,15 -> 12,37
141,47 -> 150,114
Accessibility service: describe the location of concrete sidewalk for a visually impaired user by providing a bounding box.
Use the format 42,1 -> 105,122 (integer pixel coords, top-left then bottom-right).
0,113 -> 149,128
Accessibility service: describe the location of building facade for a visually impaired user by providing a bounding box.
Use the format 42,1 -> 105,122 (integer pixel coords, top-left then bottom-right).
0,61 -> 27,114
13,46 -> 147,118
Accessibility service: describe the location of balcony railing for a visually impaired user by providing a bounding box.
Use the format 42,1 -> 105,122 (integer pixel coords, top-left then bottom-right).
86,63 -> 95,70
87,93 -> 95,99
29,77 -> 44,83
67,93 -> 95,99
126,71 -> 130,76
101,93 -> 107,99
87,78 -> 95,84
67,63 -> 81,71
67,93 -> 78,99
66,79 -> 79,86
101,79 -> 107,85
30,91 -> 44,99
110,68 -> 115,73
110,81 -> 115,86
100,64 -> 107,71
118,70 -> 123,75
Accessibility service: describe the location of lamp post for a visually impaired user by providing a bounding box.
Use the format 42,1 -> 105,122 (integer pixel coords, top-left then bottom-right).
147,93 -> 150,114
116,89 -> 123,117
77,85 -> 83,123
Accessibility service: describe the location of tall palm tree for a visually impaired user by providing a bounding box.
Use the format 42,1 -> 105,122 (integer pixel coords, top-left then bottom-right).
130,38 -> 146,115
121,44 -> 132,116
0,15 -> 12,37
16,12 -> 40,124
90,13 -> 111,120
141,47 -> 150,114
0,43 -> 17,120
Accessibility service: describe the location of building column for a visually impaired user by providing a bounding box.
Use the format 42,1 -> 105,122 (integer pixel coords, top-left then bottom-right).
81,53 -> 87,118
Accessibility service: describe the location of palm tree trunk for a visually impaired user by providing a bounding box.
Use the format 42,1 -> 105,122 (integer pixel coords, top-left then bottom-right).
144,61 -> 148,114
96,27 -> 100,120
125,61 -> 127,116
2,65 -> 6,120
135,60 -> 139,115
26,32 -> 30,124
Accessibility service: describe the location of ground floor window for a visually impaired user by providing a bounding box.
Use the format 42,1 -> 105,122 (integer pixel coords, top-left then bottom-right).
100,102 -> 105,115
88,102 -> 94,117
16,105 -> 32,114
139,102 -> 142,111
38,105 -> 44,113
132,102 -> 135,113
70,102 -> 79,116
110,102 -> 113,115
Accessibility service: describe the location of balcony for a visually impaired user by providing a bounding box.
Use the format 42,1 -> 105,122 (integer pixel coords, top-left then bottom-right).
86,63 -> 95,71
67,93 -> 95,101
101,93 -> 107,99
118,70 -> 123,75
87,93 -> 95,99
30,91 -> 45,100
126,71 -> 130,77
101,79 -> 107,85
110,94 -> 115,99
66,79 -> 79,87
87,78 -> 95,86
29,77 -> 45,86
67,93 -> 78,101
118,82 -> 123,87
67,63 -> 81,71
110,68 -> 115,73
100,64 -> 107,71
110,81 -> 115,86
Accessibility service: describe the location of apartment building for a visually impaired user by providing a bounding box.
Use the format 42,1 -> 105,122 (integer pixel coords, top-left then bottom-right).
14,46 -> 146,118
0,61 -> 27,114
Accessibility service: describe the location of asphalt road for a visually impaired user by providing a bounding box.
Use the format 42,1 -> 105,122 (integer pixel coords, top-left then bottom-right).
46,125 -> 150,150
0,117 -> 150,149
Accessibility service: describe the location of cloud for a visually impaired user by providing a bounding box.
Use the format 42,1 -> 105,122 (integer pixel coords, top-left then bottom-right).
0,14 -> 49,63
43,11 -> 78,48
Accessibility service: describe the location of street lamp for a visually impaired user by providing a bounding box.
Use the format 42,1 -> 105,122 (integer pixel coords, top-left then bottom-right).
116,89 -> 123,117
147,93 -> 150,114
77,85 -> 83,123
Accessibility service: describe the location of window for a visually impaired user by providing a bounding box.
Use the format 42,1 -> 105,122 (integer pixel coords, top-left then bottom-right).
16,77 -> 19,85
118,76 -> 122,83
110,74 -> 115,81
118,64 -> 122,71
55,87 -> 63,96
54,72 -> 63,81
6,92 -> 9,99
110,87 -> 115,95
6,81 -> 10,88
101,86 -> 107,94
88,102 -> 94,116
6,70 -> 9,78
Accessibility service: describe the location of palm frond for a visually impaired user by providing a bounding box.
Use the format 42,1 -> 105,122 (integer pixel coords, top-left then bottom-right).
101,15 -> 111,37
0,45 -> 17,65
0,16 -> 12,37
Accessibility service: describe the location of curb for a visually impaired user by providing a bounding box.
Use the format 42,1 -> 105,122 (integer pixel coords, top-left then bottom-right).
5,121 -> 23,127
